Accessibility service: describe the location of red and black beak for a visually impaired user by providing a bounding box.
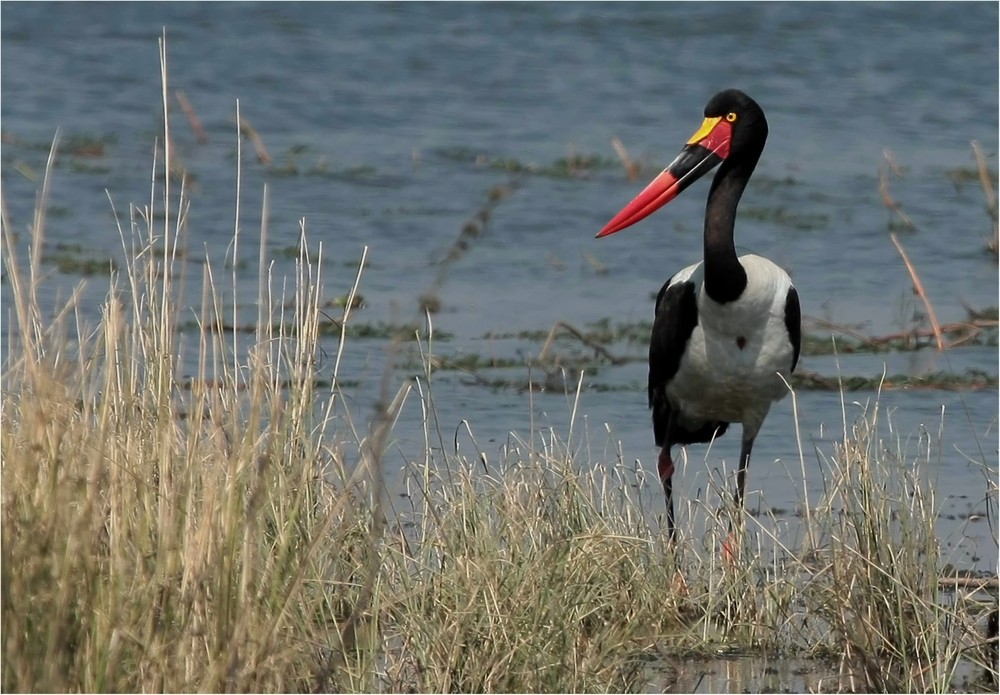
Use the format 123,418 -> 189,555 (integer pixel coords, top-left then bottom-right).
597,116 -> 733,238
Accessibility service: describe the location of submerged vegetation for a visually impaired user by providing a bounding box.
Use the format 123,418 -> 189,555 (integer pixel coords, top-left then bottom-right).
3,42 -> 998,694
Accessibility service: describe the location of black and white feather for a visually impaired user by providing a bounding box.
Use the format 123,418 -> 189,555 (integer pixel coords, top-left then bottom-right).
597,89 -> 802,538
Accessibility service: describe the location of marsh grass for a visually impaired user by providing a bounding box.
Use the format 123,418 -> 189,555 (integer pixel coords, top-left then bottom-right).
3,40 -> 997,693
2,41 -> 378,693
383,426 -> 680,691
802,397 -> 972,690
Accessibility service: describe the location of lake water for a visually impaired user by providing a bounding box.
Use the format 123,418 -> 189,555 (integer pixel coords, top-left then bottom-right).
3,0 -> 997,621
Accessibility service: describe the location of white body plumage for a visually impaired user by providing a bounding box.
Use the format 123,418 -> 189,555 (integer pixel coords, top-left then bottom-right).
664,254 -> 796,438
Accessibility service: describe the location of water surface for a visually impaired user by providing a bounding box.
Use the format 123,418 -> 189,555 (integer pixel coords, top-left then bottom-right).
3,0 -> 997,580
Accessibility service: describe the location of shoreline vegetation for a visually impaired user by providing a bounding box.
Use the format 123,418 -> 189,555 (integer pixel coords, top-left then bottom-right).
3,39 -> 998,692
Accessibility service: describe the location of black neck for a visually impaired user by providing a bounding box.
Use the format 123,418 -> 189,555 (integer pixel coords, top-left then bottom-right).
702,153 -> 758,304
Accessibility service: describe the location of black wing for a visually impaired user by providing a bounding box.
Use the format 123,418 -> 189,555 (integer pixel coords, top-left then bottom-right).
648,278 -> 698,447
784,286 -> 802,372
648,276 -> 729,447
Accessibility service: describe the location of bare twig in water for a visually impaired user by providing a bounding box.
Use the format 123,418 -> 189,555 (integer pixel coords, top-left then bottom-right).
582,250 -> 608,275
175,90 -> 208,144
937,575 -> 1000,591
611,136 -> 640,180
882,149 -> 905,177
806,313 -> 996,351
419,181 -> 519,318
802,316 -> 882,349
538,320 -> 628,365
237,115 -> 271,164
545,252 -> 566,271
971,140 -> 999,257
878,150 -> 915,230
889,232 -> 944,351
866,320 -> 996,349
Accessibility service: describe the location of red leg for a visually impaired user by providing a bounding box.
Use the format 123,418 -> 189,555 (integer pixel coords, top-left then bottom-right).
657,447 -> 674,482
724,433 -> 755,563
658,446 -> 676,540
722,534 -> 737,563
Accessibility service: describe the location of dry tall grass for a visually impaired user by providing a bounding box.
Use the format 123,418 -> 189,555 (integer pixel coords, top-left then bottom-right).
2,39 -> 375,693
2,39 -> 996,693
803,396 -> 994,691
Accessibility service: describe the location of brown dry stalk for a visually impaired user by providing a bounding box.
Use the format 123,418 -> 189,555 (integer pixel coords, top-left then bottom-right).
419,182 -> 517,319
805,312 -> 997,350
537,320 -> 627,365
878,150 -> 914,229
610,136 -> 640,180
882,148 -> 905,177
236,115 -> 271,164
865,320 -> 996,349
937,575 -> 1000,591
802,316 -> 883,349
581,250 -> 607,275
971,139 -> 998,254
889,232 -> 944,351
175,90 -> 208,143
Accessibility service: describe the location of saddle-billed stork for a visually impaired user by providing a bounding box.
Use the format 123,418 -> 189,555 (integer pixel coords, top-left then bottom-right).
597,89 -> 801,539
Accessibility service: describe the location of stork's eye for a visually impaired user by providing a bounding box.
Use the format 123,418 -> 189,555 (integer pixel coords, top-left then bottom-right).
726,112 -> 738,123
